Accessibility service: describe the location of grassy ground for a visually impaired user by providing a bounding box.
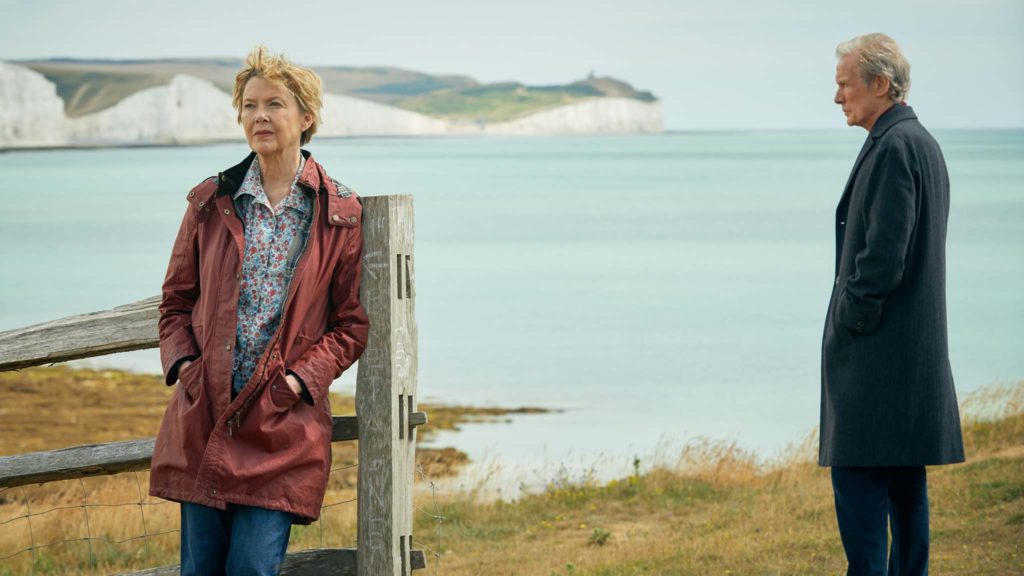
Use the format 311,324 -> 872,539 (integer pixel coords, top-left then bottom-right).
0,366 -> 541,575
1,369 -> 1021,574
415,382 -> 1024,575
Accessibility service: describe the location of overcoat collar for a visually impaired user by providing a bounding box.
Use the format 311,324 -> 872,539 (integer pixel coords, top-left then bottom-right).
869,103 -> 917,140
840,103 -> 917,197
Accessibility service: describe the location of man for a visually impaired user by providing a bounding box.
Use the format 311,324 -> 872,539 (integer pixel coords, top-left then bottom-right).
820,33 -> 965,575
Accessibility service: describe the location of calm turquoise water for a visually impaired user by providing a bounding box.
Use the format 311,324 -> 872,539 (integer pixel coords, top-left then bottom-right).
2,132 -> 1022,484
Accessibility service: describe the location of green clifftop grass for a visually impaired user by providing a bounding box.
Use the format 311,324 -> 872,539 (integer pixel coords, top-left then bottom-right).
374,78 -> 657,122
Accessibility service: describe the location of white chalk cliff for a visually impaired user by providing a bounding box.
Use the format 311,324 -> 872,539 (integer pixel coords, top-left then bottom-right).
0,63 -> 662,148
320,93 -> 451,136
67,75 -> 239,143
484,97 -> 662,135
0,62 -> 68,146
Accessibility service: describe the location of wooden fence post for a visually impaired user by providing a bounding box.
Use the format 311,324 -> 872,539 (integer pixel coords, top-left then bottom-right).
356,195 -> 420,576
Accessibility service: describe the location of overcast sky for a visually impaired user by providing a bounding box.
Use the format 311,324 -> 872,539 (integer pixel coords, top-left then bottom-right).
1,0 -> 1021,130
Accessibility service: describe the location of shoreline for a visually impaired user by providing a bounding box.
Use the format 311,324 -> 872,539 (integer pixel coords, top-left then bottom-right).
3,127 -> 1020,153
0,365 -> 554,481
0,131 -> 674,154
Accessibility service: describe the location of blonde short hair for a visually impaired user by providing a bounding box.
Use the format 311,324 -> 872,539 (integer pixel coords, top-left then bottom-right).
836,33 -> 911,102
233,46 -> 323,146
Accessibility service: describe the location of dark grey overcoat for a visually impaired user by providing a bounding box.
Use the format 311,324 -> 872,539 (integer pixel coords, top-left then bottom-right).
819,104 -> 965,467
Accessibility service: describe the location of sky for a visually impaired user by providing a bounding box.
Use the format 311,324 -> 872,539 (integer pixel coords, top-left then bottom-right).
1,0 -> 1021,130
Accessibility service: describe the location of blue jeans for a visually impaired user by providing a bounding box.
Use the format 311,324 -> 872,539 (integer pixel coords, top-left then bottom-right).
831,466 -> 929,576
180,501 -> 295,576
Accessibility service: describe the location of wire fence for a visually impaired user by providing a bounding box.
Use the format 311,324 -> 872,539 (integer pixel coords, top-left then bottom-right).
415,463 -> 448,576
1,458 -> 451,575
0,475 -> 179,575
0,462 -> 358,575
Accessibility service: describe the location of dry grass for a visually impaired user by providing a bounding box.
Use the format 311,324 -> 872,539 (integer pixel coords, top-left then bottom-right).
1,371 -> 1021,575
416,381 -> 1024,576
0,472 -> 362,575
0,366 -> 540,575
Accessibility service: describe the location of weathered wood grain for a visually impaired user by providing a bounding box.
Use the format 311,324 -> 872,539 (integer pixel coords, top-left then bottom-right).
0,416 -> 358,488
0,295 -> 161,372
115,548 -> 426,575
0,438 -> 155,488
117,545 -> 425,569
408,411 -> 427,429
331,414 -> 360,443
357,195 -> 422,576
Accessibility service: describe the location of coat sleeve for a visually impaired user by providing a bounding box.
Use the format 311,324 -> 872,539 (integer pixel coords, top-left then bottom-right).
158,203 -> 202,385
288,222 -> 370,407
836,139 -> 918,334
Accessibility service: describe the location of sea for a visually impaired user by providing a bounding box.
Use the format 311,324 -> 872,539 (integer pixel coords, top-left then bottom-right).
1,131 -> 1021,491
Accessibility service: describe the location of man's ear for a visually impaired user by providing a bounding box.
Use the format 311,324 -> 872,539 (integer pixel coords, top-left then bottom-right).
872,75 -> 891,99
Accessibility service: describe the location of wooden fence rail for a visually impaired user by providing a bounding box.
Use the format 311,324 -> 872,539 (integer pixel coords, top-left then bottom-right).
0,295 -> 161,372
0,195 -> 425,576
117,549 -> 425,576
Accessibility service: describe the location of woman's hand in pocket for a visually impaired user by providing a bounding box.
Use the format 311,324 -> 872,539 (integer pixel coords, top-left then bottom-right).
175,360 -> 193,385
285,373 -> 303,395
269,370 -> 304,412
174,357 -> 202,401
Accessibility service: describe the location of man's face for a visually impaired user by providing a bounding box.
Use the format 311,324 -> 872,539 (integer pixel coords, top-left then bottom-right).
834,51 -> 891,131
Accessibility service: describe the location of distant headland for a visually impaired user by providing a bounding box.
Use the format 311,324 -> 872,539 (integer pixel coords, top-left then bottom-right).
0,58 -> 663,148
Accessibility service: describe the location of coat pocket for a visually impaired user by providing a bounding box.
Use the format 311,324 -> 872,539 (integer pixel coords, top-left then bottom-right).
233,366 -> 311,455
267,367 -> 302,413
829,277 -> 855,346
831,311 -> 855,346
178,357 -> 203,402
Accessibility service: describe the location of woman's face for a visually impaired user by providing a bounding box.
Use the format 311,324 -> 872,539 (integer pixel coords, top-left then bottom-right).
240,76 -> 312,157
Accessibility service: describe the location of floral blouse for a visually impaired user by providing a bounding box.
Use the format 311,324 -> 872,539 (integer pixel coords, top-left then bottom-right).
230,155 -> 313,397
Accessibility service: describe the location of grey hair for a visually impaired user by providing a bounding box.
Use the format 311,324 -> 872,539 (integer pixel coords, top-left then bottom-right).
836,33 -> 911,102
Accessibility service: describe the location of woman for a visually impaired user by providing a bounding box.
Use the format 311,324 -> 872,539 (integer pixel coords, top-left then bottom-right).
149,46 -> 369,576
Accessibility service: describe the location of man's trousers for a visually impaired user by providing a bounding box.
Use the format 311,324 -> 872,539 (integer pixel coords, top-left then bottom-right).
830,466 -> 929,576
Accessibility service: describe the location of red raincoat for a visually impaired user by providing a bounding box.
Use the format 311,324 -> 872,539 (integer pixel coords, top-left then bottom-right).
149,150 -> 369,524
